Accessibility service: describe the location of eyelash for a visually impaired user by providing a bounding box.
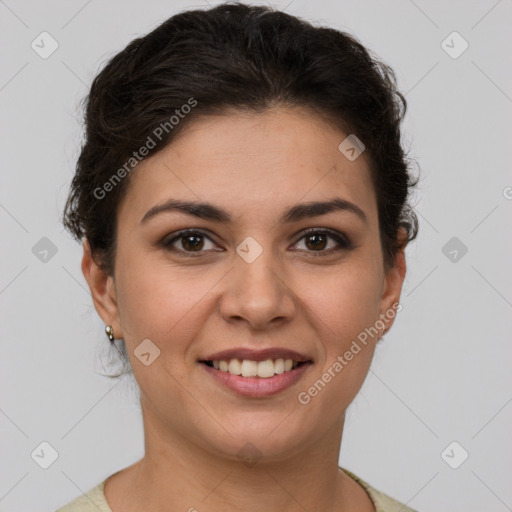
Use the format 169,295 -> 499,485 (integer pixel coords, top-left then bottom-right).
162,228 -> 353,257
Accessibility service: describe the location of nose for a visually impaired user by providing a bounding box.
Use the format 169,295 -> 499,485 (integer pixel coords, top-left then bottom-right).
219,249 -> 296,330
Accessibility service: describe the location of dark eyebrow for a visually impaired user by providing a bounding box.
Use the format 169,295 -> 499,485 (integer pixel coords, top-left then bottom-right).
140,198 -> 368,225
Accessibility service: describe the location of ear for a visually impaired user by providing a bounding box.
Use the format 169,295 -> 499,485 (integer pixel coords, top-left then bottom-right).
81,238 -> 124,339
378,227 -> 408,333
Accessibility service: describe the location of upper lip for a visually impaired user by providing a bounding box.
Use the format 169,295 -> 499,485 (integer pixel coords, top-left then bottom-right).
201,348 -> 312,363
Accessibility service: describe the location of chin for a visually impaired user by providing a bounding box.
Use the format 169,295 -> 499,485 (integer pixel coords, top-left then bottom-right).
197,419 -> 312,464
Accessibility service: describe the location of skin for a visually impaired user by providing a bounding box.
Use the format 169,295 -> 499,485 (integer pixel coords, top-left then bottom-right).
82,105 -> 408,512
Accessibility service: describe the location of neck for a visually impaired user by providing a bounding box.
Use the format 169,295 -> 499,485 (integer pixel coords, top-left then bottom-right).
106,401 -> 371,512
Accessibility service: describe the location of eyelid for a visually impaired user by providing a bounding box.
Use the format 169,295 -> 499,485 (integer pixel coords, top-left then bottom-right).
295,227 -> 350,244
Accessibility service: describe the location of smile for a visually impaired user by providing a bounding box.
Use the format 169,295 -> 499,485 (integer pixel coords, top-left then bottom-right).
205,358 -> 306,378
200,358 -> 313,397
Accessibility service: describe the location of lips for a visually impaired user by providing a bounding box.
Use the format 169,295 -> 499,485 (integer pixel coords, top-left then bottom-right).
198,347 -> 313,396
200,358 -> 312,397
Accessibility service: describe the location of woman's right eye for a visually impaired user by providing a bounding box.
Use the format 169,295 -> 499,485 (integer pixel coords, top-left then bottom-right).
162,230 -> 220,255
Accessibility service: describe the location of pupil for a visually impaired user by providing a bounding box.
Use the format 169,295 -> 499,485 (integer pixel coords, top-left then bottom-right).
183,235 -> 203,251
306,233 -> 326,250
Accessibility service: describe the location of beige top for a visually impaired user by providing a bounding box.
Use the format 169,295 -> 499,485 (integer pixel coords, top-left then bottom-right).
55,467 -> 418,512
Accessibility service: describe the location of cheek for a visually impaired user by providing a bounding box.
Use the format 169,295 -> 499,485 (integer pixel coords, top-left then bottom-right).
295,266 -> 380,401
115,253 -> 220,351
299,263 -> 381,344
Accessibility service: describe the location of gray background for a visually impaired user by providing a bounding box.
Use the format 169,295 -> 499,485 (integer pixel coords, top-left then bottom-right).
1,0 -> 511,511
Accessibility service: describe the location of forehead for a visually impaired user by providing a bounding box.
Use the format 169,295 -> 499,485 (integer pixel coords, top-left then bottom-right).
118,106 -> 378,228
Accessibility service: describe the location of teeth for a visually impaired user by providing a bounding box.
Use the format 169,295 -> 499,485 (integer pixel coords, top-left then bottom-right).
241,359 -> 258,377
211,358 -> 302,378
257,360 -> 275,378
228,358 -> 242,375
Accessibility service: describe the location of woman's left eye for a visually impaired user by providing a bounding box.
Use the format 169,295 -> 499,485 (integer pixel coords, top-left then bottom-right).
291,229 -> 353,253
162,228 -> 352,256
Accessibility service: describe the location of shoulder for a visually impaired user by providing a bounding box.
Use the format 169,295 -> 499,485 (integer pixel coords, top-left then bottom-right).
55,479 -> 111,512
341,467 -> 419,512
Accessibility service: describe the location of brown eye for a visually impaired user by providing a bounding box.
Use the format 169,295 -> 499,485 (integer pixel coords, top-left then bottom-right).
291,229 -> 352,253
180,233 -> 205,251
163,230 -> 219,254
304,232 -> 328,250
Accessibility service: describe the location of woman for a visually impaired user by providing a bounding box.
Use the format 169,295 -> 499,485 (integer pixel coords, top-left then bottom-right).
57,2 -> 420,511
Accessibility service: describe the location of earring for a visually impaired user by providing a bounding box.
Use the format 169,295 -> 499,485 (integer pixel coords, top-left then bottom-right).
105,325 -> 115,342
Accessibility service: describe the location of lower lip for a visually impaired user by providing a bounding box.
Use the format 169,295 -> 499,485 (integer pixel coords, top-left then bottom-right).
200,362 -> 312,397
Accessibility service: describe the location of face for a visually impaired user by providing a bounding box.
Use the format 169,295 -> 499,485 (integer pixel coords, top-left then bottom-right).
84,106 -> 406,462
